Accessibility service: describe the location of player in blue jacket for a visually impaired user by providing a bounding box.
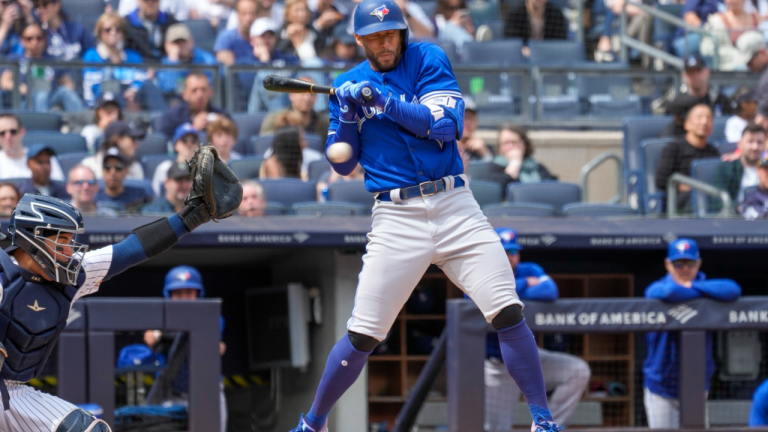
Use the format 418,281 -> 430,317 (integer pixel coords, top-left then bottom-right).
750,379 -> 768,426
484,228 -> 590,430
643,238 -> 741,429
288,0 -> 561,431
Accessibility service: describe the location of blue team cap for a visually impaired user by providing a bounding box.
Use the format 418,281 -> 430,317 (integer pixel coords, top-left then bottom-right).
495,227 -> 523,251
117,344 -> 155,368
172,123 -> 199,144
163,265 -> 205,298
667,238 -> 700,261
26,143 -> 56,159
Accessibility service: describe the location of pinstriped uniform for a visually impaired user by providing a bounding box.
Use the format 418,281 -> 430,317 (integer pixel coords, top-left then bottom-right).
0,247 -> 113,432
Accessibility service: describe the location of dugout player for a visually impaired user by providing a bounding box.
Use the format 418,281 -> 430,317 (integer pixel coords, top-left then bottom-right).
484,228 -> 590,430
643,238 -> 741,429
750,379 -> 768,426
0,149 -> 236,431
288,1 -> 561,431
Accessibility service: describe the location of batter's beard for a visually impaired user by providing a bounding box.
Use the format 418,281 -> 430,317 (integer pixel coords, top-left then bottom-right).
364,44 -> 403,72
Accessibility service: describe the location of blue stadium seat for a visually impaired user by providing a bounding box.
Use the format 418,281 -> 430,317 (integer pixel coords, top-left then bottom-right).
487,19 -> 504,40
507,181 -> 582,212
308,159 -> 331,182
123,179 -> 154,197
640,138 -> 672,214
436,40 -> 458,65
305,134 -> 324,153
1,178 -> 26,187
183,20 -> 218,53
232,112 -> 268,142
260,179 -> 318,206
6,110 -> 62,131
528,41 -> 586,65
328,181 -> 374,210
461,40 -> 525,65
456,71 -> 522,115
57,152 -> 89,177
578,76 -> 641,117
252,135 -> 274,157
292,201 -> 366,216
228,157 -> 264,180
264,201 -> 288,216
234,139 -> 249,156
690,158 -> 724,216
467,161 -> 492,180
622,116 -> 673,210
716,141 -> 738,155
136,134 -> 169,159
468,180 -> 503,207
539,73 -> 580,118
141,155 -> 174,181
482,203 -> 557,218
23,132 -> 87,155
62,0 -> 105,23
710,116 -> 728,143
562,203 -> 639,217
469,0 -> 498,25
150,112 -> 164,134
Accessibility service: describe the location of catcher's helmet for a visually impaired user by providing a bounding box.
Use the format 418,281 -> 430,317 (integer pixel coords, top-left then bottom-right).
354,0 -> 409,46
8,194 -> 87,285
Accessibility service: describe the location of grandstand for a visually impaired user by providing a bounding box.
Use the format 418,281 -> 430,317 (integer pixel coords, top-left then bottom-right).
0,0 -> 768,430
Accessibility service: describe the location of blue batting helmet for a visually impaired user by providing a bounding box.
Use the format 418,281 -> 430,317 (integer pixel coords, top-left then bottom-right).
353,0 -> 409,44
8,194 -> 87,286
163,265 -> 205,298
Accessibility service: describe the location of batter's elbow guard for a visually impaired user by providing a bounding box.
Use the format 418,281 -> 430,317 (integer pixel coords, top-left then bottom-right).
428,117 -> 458,143
492,304 -> 524,330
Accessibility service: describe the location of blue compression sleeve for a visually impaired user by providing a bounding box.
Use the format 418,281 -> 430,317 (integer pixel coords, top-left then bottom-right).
107,215 -> 189,278
326,122 -> 361,176
385,98 -> 459,142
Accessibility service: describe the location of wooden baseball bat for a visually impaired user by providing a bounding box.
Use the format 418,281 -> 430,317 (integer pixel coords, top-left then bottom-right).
262,75 -> 372,101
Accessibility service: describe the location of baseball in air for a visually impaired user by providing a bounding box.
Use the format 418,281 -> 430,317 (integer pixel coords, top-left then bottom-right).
326,142 -> 353,163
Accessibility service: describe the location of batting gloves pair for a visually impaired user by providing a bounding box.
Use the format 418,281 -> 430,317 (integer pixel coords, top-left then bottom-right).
336,81 -> 389,121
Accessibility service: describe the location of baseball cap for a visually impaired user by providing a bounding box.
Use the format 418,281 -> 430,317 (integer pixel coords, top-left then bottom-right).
495,227 -> 523,251
26,143 -> 55,159
104,121 -> 146,141
102,146 -> 128,164
758,151 -> 768,168
683,53 -> 707,71
250,17 -> 276,38
173,123 -> 200,143
666,93 -> 700,117
464,96 -> 478,113
95,91 -> 122,110
667,238 -> 700,262
167,161 -> 189,180
736,31 -> 767,65
163,265 -> 205,297
166,23 -> 193,42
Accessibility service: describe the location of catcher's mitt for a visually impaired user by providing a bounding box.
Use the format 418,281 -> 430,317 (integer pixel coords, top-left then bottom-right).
179,146 -> 243,231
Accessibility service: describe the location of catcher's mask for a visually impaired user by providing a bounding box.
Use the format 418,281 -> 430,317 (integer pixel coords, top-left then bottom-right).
9,194 -> 88,286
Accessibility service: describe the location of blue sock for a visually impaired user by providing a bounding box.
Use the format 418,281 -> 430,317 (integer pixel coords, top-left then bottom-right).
304,335 -> 372,430
497,318 -> 554,422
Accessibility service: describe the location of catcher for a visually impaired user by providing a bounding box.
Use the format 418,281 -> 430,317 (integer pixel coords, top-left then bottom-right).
0,147 -> 241,432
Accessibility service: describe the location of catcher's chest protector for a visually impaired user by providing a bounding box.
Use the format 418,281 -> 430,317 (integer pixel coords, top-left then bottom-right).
0,249 -> 73,382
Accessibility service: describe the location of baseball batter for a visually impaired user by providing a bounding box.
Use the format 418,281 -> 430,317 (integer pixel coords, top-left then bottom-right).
0,148 -> 240,431
289,1 -> 562,431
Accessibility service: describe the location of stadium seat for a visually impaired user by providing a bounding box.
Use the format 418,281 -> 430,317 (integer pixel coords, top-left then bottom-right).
308,159 -> 331,182
305,133 -> 324,153
136,134 -> 169,159
252,135 -> 274,157
482,203 -> 558,218
507,181 -> 582,212
622,116 -> 673,210
232,112 -> 268,142
468,180 -> 503,207
183,20 -> 218,53
690,158 -> 725,216
292,201 -> 366,216
716,141 -> 738,155
150,112 -> 164,134
141,155 -> 174,181
436,40 -> 458,64
7,110 -> 62,131
123,179 -> 154,198
1,178 -> 26,187
469,0 -> 498,25
260,179 -> 318,206
228,157 -> 263,180
63,0 -> 106,22
528,41 -> 586,65
23,132 -> 87,155
57,152 -> 89,177
264,201 -> 288,216
233,139 -> 249,156
328,181 -> 374,210
640,138 -> 672,214
461,40 -> 524,66
467,161 -> 493,180
539,73 -> 580,118
487,19 -> 504,40
456,71 -> 522,115
578,76 -> 641,117
711,116 -> 728,143
562,203 -> 639,217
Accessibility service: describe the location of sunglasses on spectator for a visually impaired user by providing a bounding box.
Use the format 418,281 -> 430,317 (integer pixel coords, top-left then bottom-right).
103,164 -> 125,172
101,27 -> 122,34
70,179 -> 97,186
0,128 -> 18,136
23,35 -> 45,41
672,260 -> 698,269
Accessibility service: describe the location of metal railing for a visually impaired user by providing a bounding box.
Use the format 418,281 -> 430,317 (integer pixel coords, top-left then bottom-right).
620,0 -> 720,70
667,173 -> 732,218
580,151 -> 624,204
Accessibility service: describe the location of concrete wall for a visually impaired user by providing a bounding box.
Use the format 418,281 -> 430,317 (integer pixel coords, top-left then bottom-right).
476,130 -> 624,203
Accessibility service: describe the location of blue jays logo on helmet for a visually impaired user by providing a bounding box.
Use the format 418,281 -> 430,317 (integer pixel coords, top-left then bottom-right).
371,4 -> 389,21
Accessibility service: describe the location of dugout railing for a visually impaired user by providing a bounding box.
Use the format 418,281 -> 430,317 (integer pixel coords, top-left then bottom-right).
58,298 -> 221,431
401,297 -> 768,431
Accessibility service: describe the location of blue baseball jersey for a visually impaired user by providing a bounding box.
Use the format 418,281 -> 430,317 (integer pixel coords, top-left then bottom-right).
750,379 -> 768,426
329,42 -> 465,193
